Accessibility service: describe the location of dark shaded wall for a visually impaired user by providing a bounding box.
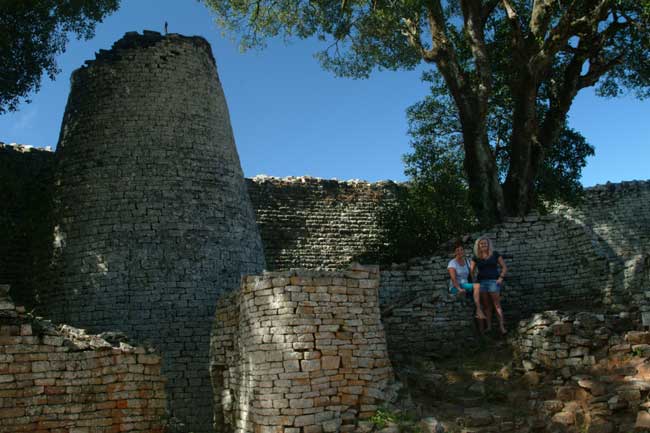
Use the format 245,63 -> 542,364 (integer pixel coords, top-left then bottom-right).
0,143 -> 54,307
42,32 -> 266,433
246,175 -> 398,270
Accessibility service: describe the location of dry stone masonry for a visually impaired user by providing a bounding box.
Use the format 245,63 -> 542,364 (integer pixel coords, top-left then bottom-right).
42,31 -> 265,432
0,285 -> 166,433
509,309 -> 650,432
247,176 -> 398,270
0,143 -> 54,308
0,28 -> 649,433
210,264 -> 393,433
380,182 -> 650,358
510,310 -> 636,373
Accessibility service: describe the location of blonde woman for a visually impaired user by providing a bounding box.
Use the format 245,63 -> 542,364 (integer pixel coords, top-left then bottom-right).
470,236 -> 508,335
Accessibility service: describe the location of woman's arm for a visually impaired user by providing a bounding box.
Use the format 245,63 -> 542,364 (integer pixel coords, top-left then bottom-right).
448,267 -> 461,291
497,256 -> 507,285
469,260 -> 476,281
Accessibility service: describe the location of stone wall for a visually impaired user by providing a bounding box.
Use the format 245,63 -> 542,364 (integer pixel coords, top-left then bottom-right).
210,264 -> 393,433
0,143 -> 54,307
508,309 -> 650,432
0,285 -> 166,433
41,31 -> 266,433
246,176 -> 398,270
510,310 -> 637,373
380,214 -> 605,356
554,181 -> 650,307
380,181 -> 650,357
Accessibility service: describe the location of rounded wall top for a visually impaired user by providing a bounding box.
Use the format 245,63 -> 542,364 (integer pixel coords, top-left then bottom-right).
79,30 -> 216,70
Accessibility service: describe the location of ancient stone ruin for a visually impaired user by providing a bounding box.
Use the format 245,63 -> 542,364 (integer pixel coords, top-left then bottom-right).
507,309 -> 650,432
1,29 -> 650,433
0,284 -> 166,432
210,265 -> 393,433
42,31 -> 266,432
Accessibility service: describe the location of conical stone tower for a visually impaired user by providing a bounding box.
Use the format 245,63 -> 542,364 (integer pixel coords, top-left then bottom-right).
45,31 -> 265,432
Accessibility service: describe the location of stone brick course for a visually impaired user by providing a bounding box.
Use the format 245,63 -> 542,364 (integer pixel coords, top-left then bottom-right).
0,285 -> 166,433
210,264 -> 393,433
246,175 -> 398,270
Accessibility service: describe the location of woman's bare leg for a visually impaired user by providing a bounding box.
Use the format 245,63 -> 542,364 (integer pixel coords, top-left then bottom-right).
481,292 -> 492,331
473,283 -> 485,320
489,292 -> 506,334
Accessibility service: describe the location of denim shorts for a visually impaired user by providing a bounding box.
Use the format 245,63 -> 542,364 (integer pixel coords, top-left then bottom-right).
480,279 -> 501,293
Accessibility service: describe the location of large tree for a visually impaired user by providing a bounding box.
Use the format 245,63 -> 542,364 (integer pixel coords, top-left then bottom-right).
203,0 -> 650,224
376,69 -> 594,262
407,70 -> 595,209
0,0 -> 120,114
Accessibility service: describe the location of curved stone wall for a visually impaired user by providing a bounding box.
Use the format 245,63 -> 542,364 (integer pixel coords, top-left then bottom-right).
247,175 -> 398,270
44,31 -> 265,432
210,265 -> 393,433
380,181 -> 650,357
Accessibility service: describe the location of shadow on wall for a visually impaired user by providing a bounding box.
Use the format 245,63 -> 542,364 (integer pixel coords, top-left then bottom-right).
210,266 -> 394,433
246,176 -> 399,270
378,181 -> 650,358
0,144 -> 54,309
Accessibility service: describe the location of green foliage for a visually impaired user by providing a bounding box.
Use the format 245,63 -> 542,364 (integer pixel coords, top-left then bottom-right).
376,69 -> 480,262
370,408 -> 396,429
205,0 -> 650,220
405,71 -> 595,210
378,139 -> 477,263
370,408 -> 421,433
0,0 -> 120,114
201,0 -> 424,78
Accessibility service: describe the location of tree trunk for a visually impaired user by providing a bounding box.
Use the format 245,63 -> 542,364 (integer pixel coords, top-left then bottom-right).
503,77 -> 541,217
460,111 -> 505,226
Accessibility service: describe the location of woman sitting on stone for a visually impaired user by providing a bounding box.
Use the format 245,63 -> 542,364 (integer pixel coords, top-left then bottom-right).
470,236 -> 508,335
448,240 -> 485,320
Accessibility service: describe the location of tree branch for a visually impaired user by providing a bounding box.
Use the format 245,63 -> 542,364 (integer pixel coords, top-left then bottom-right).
401,14 -> 436,62
535,0 -> 611,74
578,53 -> 625,89
501,0 -> 524,51
481,0 -> 500,25
530,0 -> 554,40
423,0 -> 470,104
460,0 -> 492,113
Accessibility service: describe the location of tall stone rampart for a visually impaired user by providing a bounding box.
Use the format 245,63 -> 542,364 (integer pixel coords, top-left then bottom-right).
246,175 -> 398,270
0,285 -> 166,433
0,143 -> 54,307
41,31 -> 266,432
210,265 -> 393,433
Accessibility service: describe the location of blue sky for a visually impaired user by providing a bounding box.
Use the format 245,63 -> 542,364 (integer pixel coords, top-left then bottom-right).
1,0 -> 648,186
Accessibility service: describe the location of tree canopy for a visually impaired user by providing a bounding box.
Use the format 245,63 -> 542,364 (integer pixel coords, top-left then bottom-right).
406,70 -> 595,207
0,0 -> 120,114
204,0 -> 650,224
